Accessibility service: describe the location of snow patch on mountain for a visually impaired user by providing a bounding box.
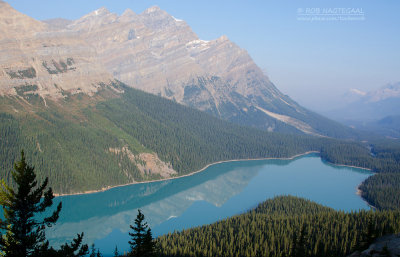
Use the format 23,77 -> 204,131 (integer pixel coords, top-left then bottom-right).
172,16 -> 183,22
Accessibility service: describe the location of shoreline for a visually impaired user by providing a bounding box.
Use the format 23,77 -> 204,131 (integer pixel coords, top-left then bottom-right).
325,162 -> 372,171
356,183 -> 377,210
54,151 -> 319,197
325,159 -> 376,209
54,150 -> 373,197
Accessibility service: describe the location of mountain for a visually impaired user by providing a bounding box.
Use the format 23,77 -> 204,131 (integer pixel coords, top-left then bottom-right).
327,82 -> 400,122
325,82 -> 400,137
43,18 -> 72,30
0,1 -> 115,100
351,115 -> 400,139
0,2 -> 380,194
55,6 -> 358,138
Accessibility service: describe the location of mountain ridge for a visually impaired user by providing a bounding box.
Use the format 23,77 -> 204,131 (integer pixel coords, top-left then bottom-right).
0,2 -> 361,138
324,82 -> 400,137
62,5 -> 359,137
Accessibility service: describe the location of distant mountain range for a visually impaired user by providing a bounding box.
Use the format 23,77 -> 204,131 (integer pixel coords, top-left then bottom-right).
324,82 -> 400,137
0,1 -> 358,138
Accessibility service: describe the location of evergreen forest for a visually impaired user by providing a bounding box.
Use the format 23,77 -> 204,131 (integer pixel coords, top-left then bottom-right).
1,83 -> 400,209
157,196 -> 400,257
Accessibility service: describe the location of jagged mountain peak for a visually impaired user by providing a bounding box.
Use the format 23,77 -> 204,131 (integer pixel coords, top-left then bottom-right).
68,7 -> 117,31
89,7 -> 110,17
121,8 -> 136,17
118,8 -> 137,23
138,5 -> 188,29
65,5 -> 339,136
216,35 -> 229,42
366,82 -> 400,102
0,3 -> 356,138
143,6 -> 162,14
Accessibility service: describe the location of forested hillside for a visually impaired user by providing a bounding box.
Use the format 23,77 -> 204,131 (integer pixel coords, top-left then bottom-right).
1,83 -> 399,201
0,83 -> 322,193
341,139 -> 400,210
157,196 -> 400,257
359,173 -> 400,210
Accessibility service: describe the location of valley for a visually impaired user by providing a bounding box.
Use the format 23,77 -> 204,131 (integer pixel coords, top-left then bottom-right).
1,83 -> 395,197
0,1 -> 399,257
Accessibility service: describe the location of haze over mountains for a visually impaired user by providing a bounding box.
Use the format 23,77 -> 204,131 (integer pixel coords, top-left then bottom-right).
0,1 -> 358,138
325,82 -> 400,138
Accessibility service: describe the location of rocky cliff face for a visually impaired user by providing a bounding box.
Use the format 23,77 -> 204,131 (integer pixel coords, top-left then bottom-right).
59,6 -> 326,135
0,2 -> 356,137
0,1 -> 114,100
348,234 -> 400,257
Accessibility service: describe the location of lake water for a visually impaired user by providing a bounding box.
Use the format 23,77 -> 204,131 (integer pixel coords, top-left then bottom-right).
47,154 -> 372,256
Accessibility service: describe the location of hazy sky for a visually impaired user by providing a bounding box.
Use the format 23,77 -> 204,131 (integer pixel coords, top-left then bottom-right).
6,0 -> 400,111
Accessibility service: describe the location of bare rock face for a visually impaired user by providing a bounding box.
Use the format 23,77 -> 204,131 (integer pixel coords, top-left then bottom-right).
43,18 -> 72,31
0,0 -> 46,40
0,1 -> 114,99
61,6 -> 318,134
0,3 -> 347,136
348,234 -> 400,257
68,6 -> 200,95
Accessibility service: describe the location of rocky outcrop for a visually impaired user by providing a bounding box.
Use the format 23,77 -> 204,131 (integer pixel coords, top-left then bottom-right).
109,146 -> 177,179
348,234 -> 400,257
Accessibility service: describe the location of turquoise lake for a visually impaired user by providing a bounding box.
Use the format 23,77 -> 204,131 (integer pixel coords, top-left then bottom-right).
47,154 -> 372,256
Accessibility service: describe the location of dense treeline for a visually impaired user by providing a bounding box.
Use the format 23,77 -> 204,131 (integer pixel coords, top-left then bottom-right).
0,86 -> 323,193
359,173 -> 400,210
0,112 -> 144,193
320,140 -> 400,173
320,138 -> 400,210
1,84 -> 399,199
157,196 -> 400,257
97,87 -> 323,174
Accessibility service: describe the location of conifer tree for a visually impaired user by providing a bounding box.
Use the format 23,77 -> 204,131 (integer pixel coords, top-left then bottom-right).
128,209 -> 156,257
45,233 -> 88,257
0,150 -> 88,257
113,246 -> 120,257
143,228 -> 156,257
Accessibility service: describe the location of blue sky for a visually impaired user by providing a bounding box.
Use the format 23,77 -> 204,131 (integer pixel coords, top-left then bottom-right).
6,0 -> 400,111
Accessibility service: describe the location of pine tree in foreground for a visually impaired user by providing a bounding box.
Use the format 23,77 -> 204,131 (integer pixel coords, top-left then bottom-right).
128,209 -> 156,257
0,150 -> 89,257
113,245 -> 120,257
